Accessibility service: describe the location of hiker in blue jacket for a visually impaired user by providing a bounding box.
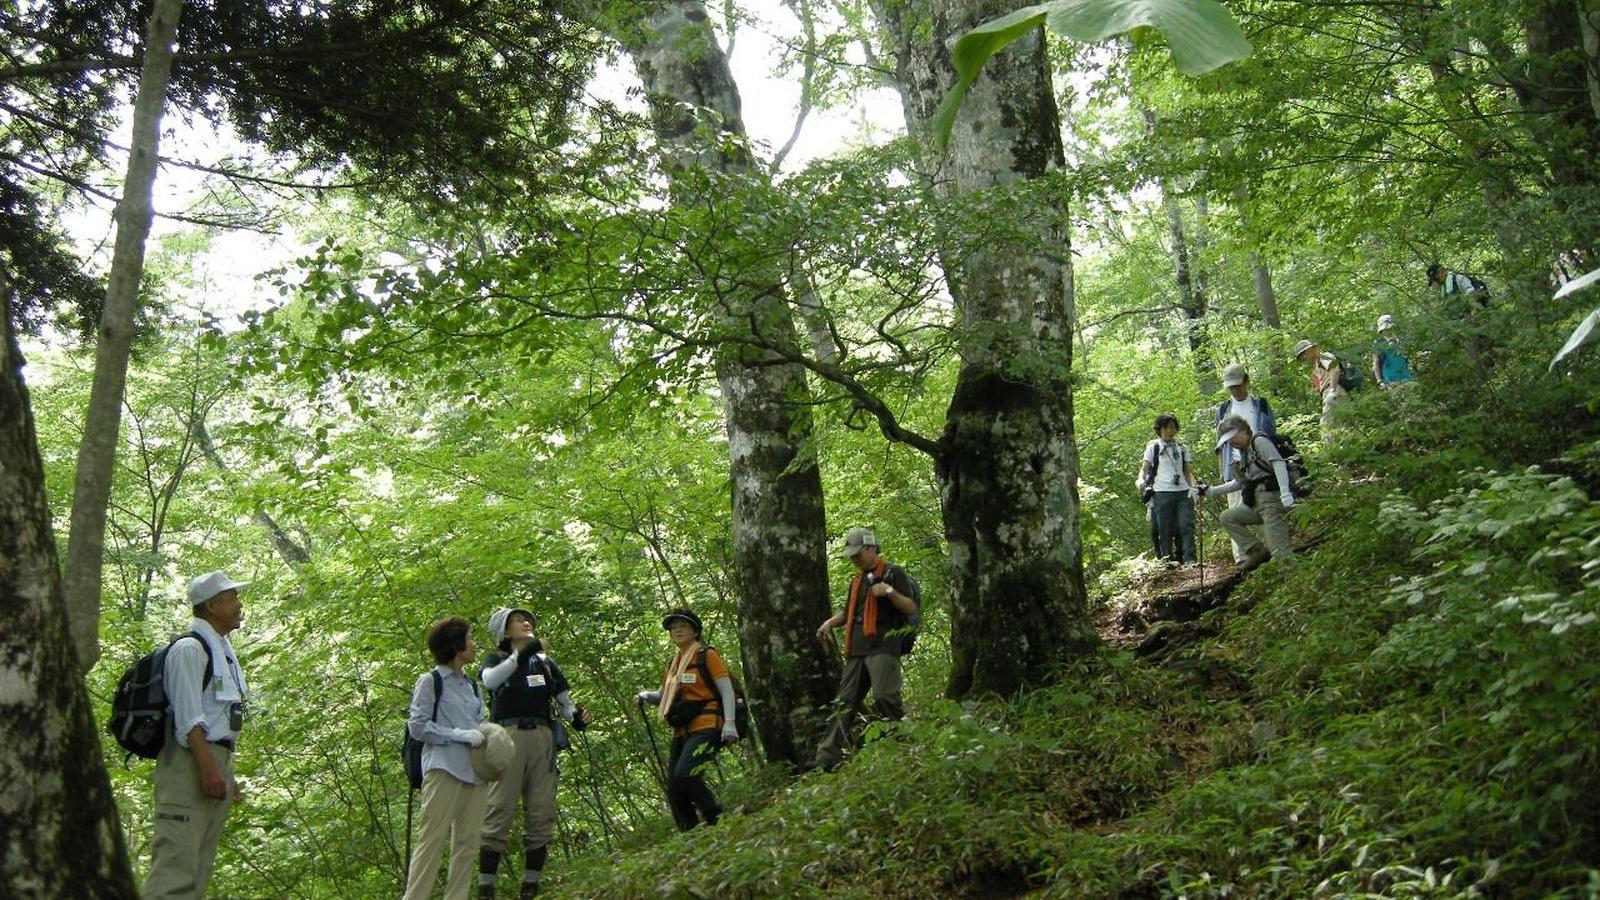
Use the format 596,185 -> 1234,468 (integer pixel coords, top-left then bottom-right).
1372,314 -> 1414,387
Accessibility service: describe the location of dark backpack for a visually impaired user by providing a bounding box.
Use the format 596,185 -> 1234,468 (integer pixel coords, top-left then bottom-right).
402,670 -> 481,790
1332,352 -> 1365,392
1252,433 -> 1314,498
108,632 -> 213,762
881,565 -> 922,655
693,647 -> 751,738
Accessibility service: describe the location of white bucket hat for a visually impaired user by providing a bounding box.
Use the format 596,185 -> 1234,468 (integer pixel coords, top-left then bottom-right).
1377,314 -> 1395,332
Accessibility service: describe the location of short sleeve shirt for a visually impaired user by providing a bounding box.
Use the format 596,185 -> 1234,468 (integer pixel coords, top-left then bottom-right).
1142,439 -> 1193,491
667,648 -> 730,735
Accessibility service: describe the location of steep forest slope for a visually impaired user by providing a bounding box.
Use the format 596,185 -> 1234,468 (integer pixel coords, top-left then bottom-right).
553,398 -> 1600,898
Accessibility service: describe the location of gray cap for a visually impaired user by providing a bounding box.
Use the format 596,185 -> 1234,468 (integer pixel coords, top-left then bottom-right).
1221,364 -> 1248,388
1293,339 -> 1317,359
487,607 -> 536,645
471,722 -> 516,781
838,527 -> 878,558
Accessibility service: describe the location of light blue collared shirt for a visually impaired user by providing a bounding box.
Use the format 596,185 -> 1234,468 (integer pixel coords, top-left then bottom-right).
408,665 -> 484,785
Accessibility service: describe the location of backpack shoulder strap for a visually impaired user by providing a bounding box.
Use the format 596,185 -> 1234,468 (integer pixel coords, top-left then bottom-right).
180,631 -> 215,687
429,669 -> 444,721
695,647 -> 725,715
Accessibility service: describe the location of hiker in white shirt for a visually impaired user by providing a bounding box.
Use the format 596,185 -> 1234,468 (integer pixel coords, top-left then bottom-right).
144,570 -> 250,900
1136,414 -> 1199,564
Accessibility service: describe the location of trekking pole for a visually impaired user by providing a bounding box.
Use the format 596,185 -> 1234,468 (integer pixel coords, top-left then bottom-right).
635,703 -> 670,794
574,727 -> 617,852
1196,489 -> 1205,595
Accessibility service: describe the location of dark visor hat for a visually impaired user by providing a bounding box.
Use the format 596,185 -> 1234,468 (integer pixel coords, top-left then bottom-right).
661,609 -> 703,636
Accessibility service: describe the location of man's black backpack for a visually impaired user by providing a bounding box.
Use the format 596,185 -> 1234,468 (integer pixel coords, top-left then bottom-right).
402,670 -> 481,790
108,632 -> 213,762
1332,351 -> 1366,392
693,647 -> 751,738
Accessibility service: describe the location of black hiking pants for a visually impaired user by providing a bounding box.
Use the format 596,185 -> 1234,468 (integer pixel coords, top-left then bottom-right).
666,728 -> 722,830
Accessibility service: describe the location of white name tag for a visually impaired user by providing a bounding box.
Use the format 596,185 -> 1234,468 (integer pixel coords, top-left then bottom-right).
526,674 -> 546,688
678,672 -> 698,684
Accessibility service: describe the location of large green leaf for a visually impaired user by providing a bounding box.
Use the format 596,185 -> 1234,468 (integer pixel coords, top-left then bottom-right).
931,0 -> 1253,149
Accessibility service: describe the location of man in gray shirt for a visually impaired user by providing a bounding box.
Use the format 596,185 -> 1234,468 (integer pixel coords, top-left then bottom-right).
144,570 -> 250,900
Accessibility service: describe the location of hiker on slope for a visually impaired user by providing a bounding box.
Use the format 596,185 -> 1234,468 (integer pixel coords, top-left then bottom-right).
477,607 -> 590,899
1293,338 -> 1349,433
1199,416 -> 1297,571
1136,413 -> 1199,565
1214,364 -> 1277,512
811,527 -> 919,772
635,609 -> 738,830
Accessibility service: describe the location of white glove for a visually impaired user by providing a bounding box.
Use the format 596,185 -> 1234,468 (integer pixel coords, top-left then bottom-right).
636,690 -> 660,709
456,728 -> 486,748
721,722 -> 739,743
1281,494 -> 1296,510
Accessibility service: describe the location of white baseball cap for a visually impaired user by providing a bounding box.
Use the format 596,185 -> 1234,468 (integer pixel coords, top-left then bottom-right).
186,571 -> 249,607
1377,314 -> 1395,331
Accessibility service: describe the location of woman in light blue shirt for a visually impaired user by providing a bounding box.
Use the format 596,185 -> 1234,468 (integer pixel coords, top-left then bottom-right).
404,616 -> 488,900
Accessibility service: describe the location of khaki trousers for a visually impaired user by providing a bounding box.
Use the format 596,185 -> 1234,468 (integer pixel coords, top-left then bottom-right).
404,769 -> 486,900
813,652 -> 903,769
144,739 -> 234,900
481,725 -> 558,852
1219,489 -> 1294,564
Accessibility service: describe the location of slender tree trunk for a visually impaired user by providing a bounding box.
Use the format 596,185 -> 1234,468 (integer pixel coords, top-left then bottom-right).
614,0 -> 838,763
0,269 -> 139,897
874,0 -> 1094,698
1143,111 -> 1216,395
61,0 -> 183,670
193,420 -> 311,566
1580,0 -> 1600,119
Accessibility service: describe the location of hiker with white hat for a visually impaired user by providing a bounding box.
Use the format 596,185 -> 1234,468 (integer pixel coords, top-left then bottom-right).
634,608 -> 739,830
1213,364 -> 1277,510
476,607 -> 590,899
810,527 -> 920,771
144,570 -> 250,900
404,616 -> 489,900
1293,338 -> 1350,432
1371,314 -> 1414,388
1199,416 -> 1297,571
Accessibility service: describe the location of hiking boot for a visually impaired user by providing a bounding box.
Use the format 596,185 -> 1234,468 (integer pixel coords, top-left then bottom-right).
478,885 -> 495,900
1237,547 -> 1271,572
519,883 -> 540,900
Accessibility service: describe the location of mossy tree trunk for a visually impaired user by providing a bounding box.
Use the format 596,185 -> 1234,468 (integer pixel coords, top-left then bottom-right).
873,0 -> 1095,698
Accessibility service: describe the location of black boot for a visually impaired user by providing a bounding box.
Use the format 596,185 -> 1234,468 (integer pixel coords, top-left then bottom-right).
519,882 -> 540,900
478,884 -> 495,900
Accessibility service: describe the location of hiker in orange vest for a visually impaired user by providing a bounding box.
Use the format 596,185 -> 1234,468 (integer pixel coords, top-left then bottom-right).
810,527 -> 919,771
634,609 -> 738,830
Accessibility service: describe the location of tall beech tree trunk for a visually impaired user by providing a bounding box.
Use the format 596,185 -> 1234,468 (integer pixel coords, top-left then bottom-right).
874,0 -> 1094,697
61,0 -> 183,670
0,270 -> 139,897
615,0 -> 837,764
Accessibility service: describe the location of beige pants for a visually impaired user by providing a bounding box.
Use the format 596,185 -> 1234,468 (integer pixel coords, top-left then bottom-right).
481,725 -> 558,852
404,769 -> 486,900
1220,489 -> 1294,564
813,653 -> 903,769
144,740 -> 234,899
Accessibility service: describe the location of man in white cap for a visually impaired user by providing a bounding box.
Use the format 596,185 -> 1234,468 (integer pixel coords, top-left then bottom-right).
810,527 -> 919,771
144,570 -> 250,899
476,607 -> 590,899
1293,338 -> 1349,432
1371,315 -> 1414,388
1213,363 -> 1277,509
